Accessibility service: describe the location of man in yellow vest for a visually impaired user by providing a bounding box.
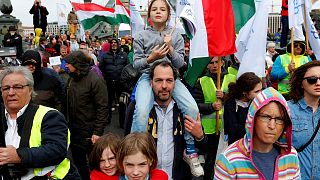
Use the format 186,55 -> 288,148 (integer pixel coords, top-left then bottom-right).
0,66 -> 80,179
193,56 -> 234,180
271,40 -> 311,96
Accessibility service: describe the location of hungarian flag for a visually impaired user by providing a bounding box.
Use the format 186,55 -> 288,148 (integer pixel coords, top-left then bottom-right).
115,0 -> 130,24
184,0 -> 236,86
71,2 -> 117,30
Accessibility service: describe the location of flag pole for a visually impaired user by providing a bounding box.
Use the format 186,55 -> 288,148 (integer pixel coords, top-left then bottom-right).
291,28 -> 295,63
216,56 -> 222,135
303,3 -> 309,50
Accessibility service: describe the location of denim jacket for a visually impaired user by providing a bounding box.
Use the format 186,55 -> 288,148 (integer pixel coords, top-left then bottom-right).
288,98 -> 320,180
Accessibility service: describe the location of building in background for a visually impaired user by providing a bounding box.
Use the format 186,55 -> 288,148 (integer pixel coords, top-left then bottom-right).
268,13 -> 281,35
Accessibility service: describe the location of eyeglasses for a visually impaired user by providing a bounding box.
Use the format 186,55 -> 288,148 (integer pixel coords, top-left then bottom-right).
303,76 -> 320,85
257,114 -> 285,125
294,44 -> 302,48
1,84 -> 29,93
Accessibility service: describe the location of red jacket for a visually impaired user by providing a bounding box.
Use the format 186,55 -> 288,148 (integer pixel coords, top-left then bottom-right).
90,170 -> 118,180
90,169 -> 168,180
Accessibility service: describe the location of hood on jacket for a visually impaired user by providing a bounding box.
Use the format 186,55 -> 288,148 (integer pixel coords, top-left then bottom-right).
244,87 -> 292,155
34,28 -> 42,37
21,50 -> 42,72
286,40 -> 306,55
64,51 -> 90,76
109,38 -> 120,53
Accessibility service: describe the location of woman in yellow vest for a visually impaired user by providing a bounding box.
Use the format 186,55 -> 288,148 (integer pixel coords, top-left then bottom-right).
224,72 -> 262,145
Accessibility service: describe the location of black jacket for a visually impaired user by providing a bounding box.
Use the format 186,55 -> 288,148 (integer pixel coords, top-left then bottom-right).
99,40 -> 129,81
29,5 -> 48,28
126,101 -> 206,180
66,70 -> 108,147
0,103 -> 80,179
2,33 -> 23,59
223,97 -> 249,145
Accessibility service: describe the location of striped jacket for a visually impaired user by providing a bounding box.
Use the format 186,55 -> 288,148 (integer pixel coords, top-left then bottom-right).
214,87 -> 300,180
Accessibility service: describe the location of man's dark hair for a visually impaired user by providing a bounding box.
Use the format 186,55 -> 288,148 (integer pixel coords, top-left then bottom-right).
149,60 -> 179,80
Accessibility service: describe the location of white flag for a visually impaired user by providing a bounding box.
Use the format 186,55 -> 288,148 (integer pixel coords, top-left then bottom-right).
130,0 -> 145,38
294,25 -> 306,41
235,0 -> 270,78
57,3 -> 68,26
176,0 -> 196,39
289,0 -> 305,29
312,0 -> 320,9
168,4 -> 185,35
306,6 -> 320,59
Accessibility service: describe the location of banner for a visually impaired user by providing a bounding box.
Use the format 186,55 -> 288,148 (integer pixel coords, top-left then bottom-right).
57,3 -> 68,26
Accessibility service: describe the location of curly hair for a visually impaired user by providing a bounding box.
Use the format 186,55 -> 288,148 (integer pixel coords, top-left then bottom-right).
224,72 -> 261,101
289,61 -> 320,102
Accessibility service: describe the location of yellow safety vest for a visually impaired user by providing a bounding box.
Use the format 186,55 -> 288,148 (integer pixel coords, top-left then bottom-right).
221,67 -> 237,93
278,54 -> 309,94
200,76 -> 223,134
29,105 -> 71,179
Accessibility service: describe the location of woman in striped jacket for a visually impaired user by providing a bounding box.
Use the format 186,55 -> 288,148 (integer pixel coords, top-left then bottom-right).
214,87 -> 300,180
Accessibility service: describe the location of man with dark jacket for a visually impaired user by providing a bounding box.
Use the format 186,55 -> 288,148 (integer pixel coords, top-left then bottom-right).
21,50 -> 64,111
65,51 -> 109,180
29,0 -> 49,35
193,56 -> 229,180
126,61 -> 206,180
0,66 -> 80,179
99,38 -> 128,126
2,26 -> 23,60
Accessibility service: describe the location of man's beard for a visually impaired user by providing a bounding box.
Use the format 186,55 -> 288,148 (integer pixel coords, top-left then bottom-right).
156,91 -> 172,102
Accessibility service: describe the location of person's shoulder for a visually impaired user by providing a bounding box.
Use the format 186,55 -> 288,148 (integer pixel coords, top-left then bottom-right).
150,169 -> 168,180
90,170 -> 119,180
220,139 -> 247,160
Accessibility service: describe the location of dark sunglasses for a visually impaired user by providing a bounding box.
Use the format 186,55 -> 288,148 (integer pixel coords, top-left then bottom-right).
294,44 -> 302,48
303,76 -> 320,85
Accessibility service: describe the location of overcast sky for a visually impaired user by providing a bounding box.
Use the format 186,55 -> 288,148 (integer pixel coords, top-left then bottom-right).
9,0 -> 281,26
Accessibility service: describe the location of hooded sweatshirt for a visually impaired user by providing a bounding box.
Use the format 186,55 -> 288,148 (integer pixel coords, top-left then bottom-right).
32,28 -> 42,48
214,87 -> 300,180
132,26 -> 184,74
21,50 -> 63,109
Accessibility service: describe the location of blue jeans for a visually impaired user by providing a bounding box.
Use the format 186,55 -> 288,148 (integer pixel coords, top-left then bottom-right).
132,73 -> 199,144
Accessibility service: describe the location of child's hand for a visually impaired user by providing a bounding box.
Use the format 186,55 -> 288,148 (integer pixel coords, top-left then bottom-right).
147,44 -> 169,63
164,35 -> 172,48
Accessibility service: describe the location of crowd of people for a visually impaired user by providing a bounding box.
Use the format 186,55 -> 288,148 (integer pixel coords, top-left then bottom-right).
0,0 -> 320,179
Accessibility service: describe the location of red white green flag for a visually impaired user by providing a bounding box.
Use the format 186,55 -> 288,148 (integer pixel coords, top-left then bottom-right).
184,0 -> 236,86
71,2 -> 117,30
115,0 -> 130,24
